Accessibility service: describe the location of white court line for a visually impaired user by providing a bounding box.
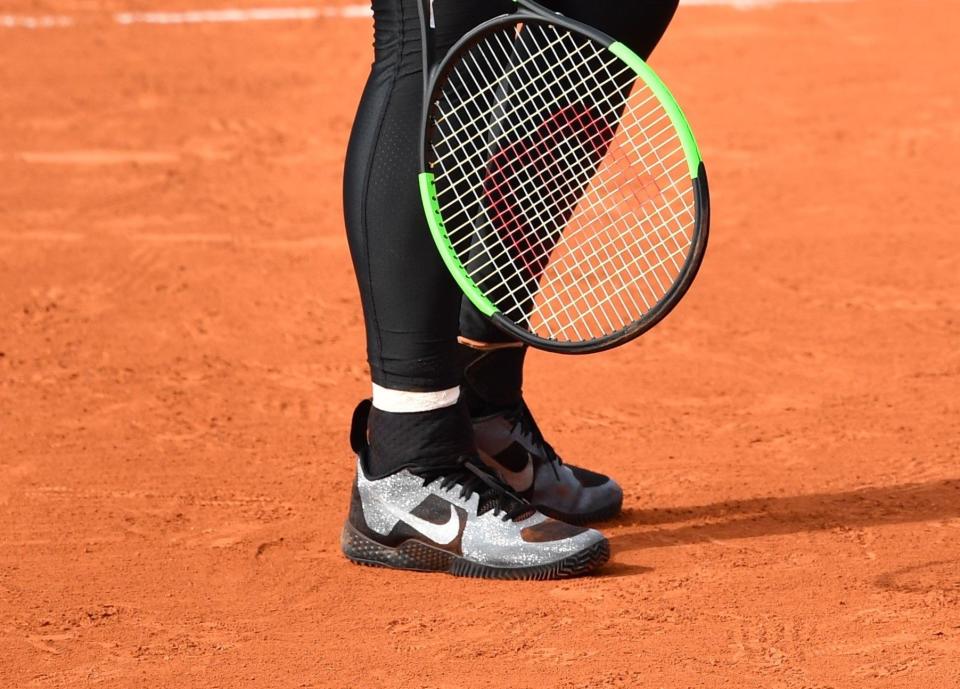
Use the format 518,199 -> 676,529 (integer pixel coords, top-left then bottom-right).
1,0 -> 845,30
114,6 -> 370,25
1,14 -> 74,28
682,0 -> 841,6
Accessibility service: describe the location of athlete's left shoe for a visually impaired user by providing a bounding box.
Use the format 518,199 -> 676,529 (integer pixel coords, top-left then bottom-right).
341,400 -> 610,580
472,401 -> 624,525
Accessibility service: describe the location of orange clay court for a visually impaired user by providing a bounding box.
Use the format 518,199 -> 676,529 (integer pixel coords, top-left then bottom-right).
1,0 -> 959,687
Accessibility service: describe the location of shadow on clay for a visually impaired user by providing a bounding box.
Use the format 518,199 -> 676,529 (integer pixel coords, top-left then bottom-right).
604,479 -> 960,552
874,559 -> 960,594
595,562 -> 654,579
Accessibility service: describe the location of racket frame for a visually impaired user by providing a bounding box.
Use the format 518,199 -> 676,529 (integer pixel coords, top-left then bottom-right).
417,0 -> 710,353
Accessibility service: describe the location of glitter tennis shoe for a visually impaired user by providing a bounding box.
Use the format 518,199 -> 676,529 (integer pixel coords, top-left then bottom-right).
341,400 -> 610,580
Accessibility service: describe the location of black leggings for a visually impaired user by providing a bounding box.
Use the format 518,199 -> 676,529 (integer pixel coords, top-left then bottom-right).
344,0 -> 679,391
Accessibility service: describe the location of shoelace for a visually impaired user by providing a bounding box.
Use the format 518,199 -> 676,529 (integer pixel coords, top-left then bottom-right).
505,402 -> 563,480
410,456 -> 532,521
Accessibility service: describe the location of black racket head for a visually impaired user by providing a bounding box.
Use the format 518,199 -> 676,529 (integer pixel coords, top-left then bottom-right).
418,5 -> 709,354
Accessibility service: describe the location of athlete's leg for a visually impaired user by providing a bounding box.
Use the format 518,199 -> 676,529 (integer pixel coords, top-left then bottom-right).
343,0 -> 509,473
341,3 -> 608,577
345,0 -> 511,391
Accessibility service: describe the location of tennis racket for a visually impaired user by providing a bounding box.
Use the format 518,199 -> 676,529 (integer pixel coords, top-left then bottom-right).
416,0 -> 709,354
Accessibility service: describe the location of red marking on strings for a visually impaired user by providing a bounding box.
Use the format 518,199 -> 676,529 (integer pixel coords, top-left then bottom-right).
482,104 -> 613,282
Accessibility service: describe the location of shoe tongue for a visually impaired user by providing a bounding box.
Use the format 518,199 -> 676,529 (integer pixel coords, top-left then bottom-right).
477,492 -> 531,521
477,495 -> 501,515
510,405 -> 560,465
414,457 -> 529,519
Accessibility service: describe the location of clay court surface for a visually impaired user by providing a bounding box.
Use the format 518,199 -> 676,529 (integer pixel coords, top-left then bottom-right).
2,0 -> 959,686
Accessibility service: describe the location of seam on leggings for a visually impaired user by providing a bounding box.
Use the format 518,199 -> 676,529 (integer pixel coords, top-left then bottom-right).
360,0 -> 409,383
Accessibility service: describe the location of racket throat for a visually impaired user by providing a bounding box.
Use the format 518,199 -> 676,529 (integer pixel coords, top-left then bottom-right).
416,0 -> 437,95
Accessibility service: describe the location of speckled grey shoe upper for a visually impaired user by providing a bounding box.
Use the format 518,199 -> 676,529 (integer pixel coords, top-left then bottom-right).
341,400 -> 610,579
350,458 -> 605,569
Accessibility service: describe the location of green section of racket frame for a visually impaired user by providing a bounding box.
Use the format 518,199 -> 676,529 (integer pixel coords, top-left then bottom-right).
418,172 -> 498,317
608,41 -> 702,180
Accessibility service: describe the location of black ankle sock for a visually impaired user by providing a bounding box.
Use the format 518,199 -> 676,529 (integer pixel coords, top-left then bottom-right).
367,400 -> 475,476
459,344 -> 527,418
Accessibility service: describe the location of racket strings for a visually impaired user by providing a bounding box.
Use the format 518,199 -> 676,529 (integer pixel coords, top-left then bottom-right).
525,135 -> 693,336
469,110 -> 690,324
433,34 -> 633,218
541,132 -> 695,332
430,30 -> 573,150
433,29 -> 621,175
442,23 -> 688,318
483,106 -> 610,279
435,35 -> 645,297
448,88 -> 634,244
461,113 -> 684,293
427,20 -> 696,342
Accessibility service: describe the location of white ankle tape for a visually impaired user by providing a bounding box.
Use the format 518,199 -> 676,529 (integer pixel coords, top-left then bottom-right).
371,385 -> 460,413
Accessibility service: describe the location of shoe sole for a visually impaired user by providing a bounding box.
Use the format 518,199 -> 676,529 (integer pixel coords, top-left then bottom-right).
341,522 -> 610,580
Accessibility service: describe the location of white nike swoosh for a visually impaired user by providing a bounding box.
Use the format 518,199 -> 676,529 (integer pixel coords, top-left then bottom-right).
479,449 -> 534,492
384,502 -> 461,545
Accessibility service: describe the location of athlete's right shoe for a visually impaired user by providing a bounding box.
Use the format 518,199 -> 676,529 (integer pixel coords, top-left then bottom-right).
341,400 -> 610,580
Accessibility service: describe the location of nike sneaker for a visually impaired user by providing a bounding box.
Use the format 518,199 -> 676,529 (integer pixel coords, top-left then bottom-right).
472,402 -> 624,525
459,340 -> 624,525
341,400 -> 610,580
